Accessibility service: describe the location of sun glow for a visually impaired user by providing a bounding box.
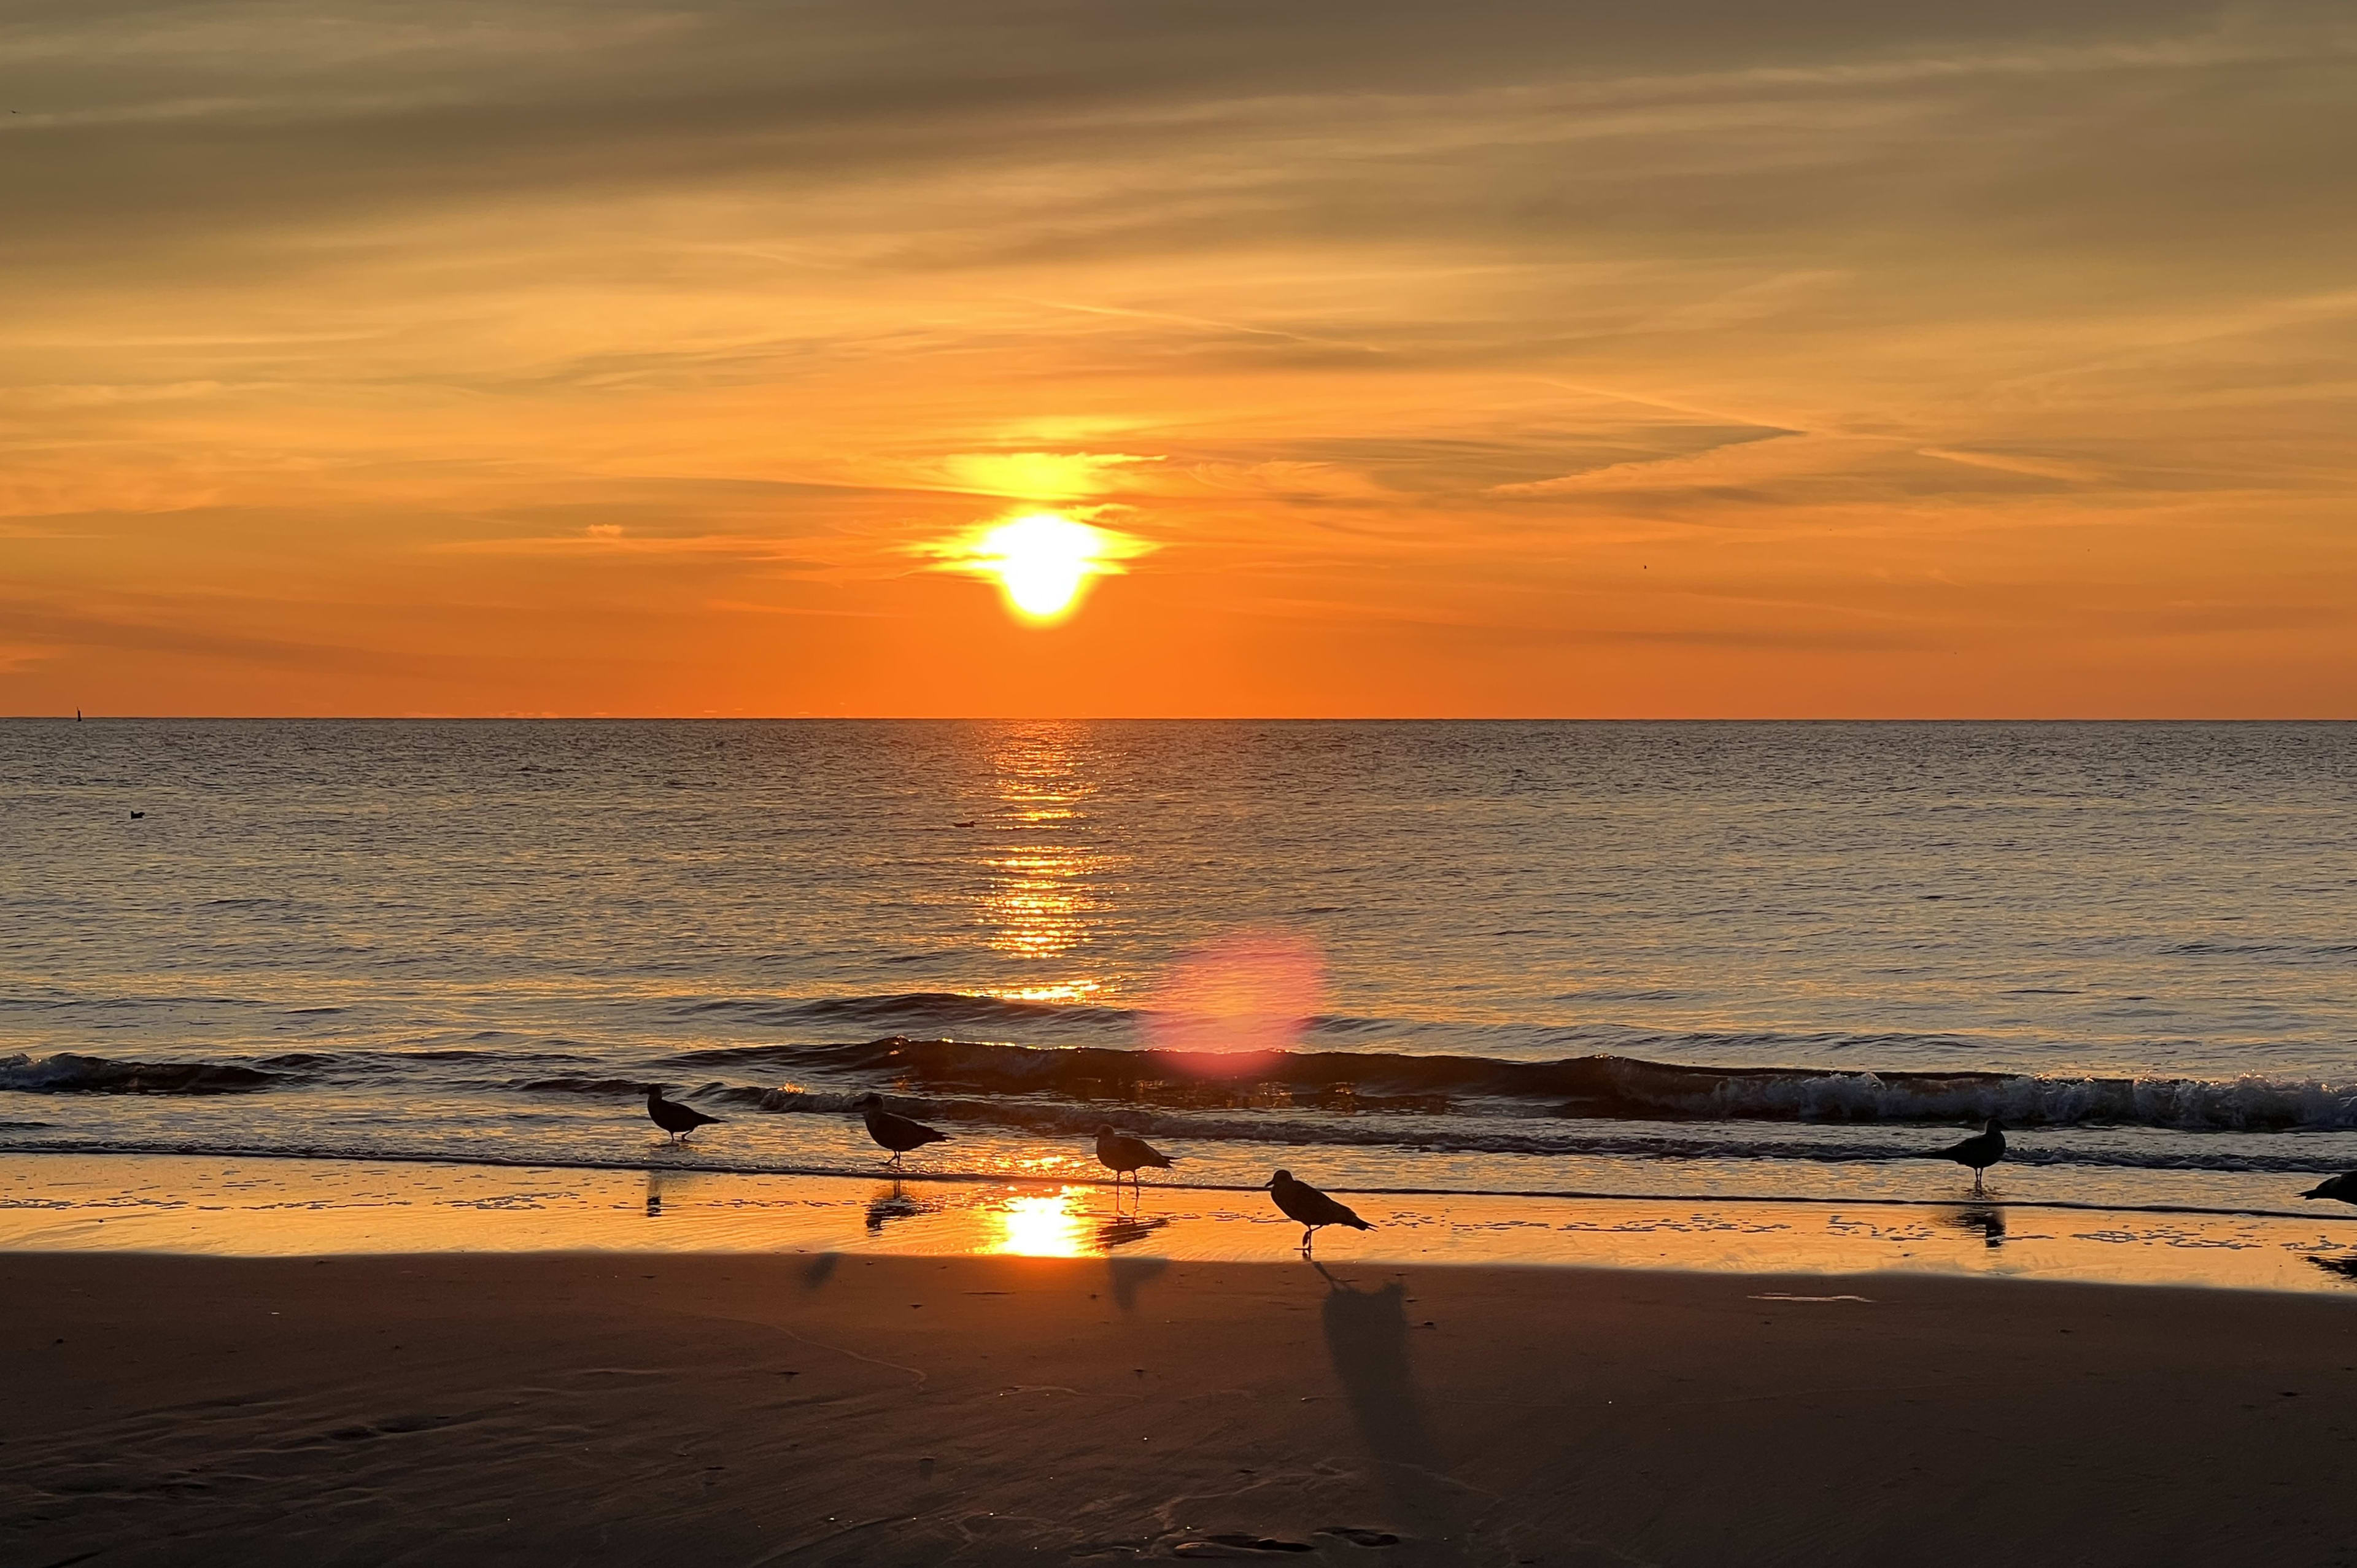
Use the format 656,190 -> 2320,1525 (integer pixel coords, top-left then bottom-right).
931,511 -> 1150,624
985,513 -> 1105,619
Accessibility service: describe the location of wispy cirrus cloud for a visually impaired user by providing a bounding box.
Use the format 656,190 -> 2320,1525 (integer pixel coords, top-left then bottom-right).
2,0 -> 2352,713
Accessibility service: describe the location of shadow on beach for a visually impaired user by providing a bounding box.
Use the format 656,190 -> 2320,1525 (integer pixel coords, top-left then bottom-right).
1314,1261 -> 1470,1560
1105,1254 -> 1167,1313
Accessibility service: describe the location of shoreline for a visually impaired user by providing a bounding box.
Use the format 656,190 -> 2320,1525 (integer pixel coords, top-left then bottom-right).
6,1251 -> 2355,1566
8,1151 -> 2357,1296
4,1141 -> 2353,1222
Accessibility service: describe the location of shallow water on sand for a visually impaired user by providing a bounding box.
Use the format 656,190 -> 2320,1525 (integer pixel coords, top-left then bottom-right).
4,720 -> 2355,1215
7,1154 -> 2356,1296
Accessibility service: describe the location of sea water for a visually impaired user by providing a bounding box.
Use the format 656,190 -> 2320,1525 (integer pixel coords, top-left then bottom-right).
4,720 -> 2354,1217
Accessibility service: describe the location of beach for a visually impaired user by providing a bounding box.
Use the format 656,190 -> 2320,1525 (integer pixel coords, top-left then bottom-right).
9,722 -> 2357,1563
7,1249 -> 2355,1566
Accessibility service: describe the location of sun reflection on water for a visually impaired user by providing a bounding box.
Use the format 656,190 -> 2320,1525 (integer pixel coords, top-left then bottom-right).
978,726 -> 1112,997
983,1186 -> 1093,1257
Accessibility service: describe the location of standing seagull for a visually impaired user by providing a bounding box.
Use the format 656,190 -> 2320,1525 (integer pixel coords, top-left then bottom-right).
854,1092 -> 946,1168
1929,1116 -> 2007,1195
1266,1169 -> 1372,1256
645,1084 -> 721,1144
2301,1172 -> 2357,1207
1095,1125 -> 1174,1191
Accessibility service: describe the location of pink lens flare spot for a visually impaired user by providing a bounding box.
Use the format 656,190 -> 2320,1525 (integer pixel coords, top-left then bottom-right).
1142,927 -> 1326,1074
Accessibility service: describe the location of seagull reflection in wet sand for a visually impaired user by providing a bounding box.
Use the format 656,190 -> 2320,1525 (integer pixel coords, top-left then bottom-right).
1949,1203 -> 2006,1248
865,1180 -> 933,1234
1095,1212 -> 1168,1252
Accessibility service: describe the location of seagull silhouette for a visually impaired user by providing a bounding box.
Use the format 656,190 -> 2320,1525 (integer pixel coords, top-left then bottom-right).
854,1092 -> 946,1168
2301,1172 -> 2357,1207
1095,1126 -> 1174,1191
1267,1168 -> 1372,1256
1929,1116 -> 2007,1195
645,1084 -> 720,1144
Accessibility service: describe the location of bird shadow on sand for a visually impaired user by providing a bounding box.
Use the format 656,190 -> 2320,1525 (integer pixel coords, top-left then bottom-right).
1311,1261 -> 1472,1558
1105,1254 -> 1167,1313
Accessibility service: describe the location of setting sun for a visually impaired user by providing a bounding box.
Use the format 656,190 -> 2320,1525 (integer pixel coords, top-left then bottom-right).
987,514 -> 1099,619
932,512 -> 1150,625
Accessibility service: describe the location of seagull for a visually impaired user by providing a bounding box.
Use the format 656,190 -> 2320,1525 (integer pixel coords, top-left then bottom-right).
1929,1116 -> 2007,1195
854,1092 -> 946,1168
1095,1126 -> 1174,1191
645,1084 -> 720,1143
2301,1172 -> 2357,1207
1266,1169 -> 1372,1255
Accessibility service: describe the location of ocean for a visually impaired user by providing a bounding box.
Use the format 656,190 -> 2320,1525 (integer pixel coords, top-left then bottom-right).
5,720 -> 2355,1218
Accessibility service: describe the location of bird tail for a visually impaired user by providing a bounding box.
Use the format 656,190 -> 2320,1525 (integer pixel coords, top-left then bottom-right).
1147,1153 -> 1174,1168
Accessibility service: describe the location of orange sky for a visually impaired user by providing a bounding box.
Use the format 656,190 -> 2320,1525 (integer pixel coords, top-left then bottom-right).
4,0 -> 2353,716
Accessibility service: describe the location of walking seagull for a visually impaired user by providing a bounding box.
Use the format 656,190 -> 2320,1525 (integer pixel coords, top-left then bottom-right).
645,1084 -> 720,1144
2301,1172 -> 2357,1207
854,1092 -> 946,1168
1266,1169 -> 1372,1256
1095,1126 -> 1174,1191
1929,1116 -> 2007,1195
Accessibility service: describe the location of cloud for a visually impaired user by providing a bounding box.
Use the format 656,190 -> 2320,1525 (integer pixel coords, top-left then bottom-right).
2,0 -> 2353,712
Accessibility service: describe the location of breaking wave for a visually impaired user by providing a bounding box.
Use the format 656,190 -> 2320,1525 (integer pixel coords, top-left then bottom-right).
659,1037 -> 2357,1134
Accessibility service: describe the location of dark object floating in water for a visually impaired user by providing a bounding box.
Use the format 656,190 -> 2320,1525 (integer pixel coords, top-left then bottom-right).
951,819 -> 977,827
1266,1168 -> 1372,1255
1095,1124 -> 1174,1188
129,810 -> 144,819
855,1092 -> 946,1167
1927,1116 -> 2006,1195
2302,1171 -> 2357,1207
645,1083 -> 720,1143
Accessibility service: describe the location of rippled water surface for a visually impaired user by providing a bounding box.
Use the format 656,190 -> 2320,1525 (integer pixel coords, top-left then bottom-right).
4,720 -> 2354,1210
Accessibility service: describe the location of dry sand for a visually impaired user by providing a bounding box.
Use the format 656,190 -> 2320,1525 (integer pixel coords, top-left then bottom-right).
7,1253 -> 2357,1566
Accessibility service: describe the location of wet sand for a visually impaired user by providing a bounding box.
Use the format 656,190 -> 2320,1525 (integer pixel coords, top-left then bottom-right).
6,1251 -> 2355,1566
10,1153 -> 2357,1293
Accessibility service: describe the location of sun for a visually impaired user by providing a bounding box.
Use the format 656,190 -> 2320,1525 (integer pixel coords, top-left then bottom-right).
920,508 -> 1154,624
929,511 -> 1149,624
981,513 -> 1101,619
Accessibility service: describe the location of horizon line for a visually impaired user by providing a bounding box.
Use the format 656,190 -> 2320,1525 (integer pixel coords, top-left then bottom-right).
12,714 -> 2355,725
